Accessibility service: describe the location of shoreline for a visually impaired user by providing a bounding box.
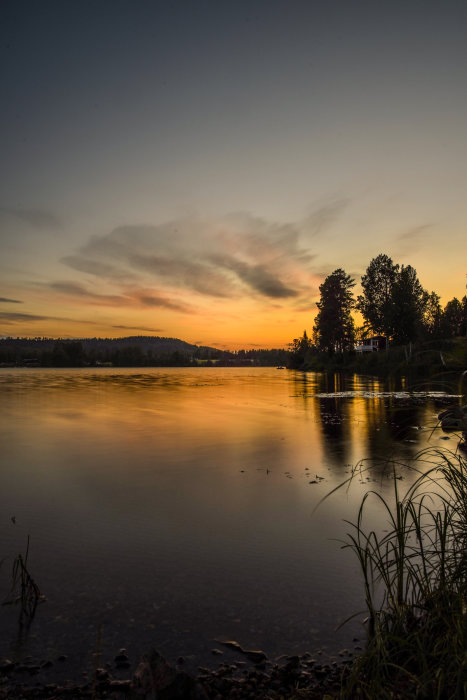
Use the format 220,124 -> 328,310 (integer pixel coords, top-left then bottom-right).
1,645 -> 353,699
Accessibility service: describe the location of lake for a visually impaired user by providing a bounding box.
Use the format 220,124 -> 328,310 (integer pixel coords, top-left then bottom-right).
0,367 -> 460,679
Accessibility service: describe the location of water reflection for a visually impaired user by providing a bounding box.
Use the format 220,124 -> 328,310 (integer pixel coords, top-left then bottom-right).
0,367 -> 461,678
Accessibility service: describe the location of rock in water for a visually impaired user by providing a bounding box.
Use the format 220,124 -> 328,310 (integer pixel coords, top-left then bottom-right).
131,649 -> 208,699
216,640 -> 268,664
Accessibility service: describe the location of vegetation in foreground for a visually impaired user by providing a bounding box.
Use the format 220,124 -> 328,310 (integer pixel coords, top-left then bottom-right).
336,447 -> 467,699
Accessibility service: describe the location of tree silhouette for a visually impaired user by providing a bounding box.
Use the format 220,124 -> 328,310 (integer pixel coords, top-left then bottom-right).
390,265 -> 428,344
288,330 -> 313,368
313,269 -> 355,353
440,297 -> 464,338
357,254 -> 399,338
423,291 -> 443,339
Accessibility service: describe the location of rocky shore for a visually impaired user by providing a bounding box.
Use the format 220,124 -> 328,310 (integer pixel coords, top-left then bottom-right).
1,645 -> 353,699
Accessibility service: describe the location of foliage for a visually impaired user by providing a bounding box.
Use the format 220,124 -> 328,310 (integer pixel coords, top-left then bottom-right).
0,336 -> 290,367
313,269 -> 356,353
441,297 -> 465,338
357,255 -> 429,344
288,330 -> 314,369
357,253 -> 399,338
339,449 -> 467,699
390,264 -> 428,344
424,291 -> 443,339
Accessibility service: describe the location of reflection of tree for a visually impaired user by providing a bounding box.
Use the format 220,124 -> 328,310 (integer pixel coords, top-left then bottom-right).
291,370 -> 312,407
291,370 -> 435,472
386,401 -> 425,441
360,391 -> 428,466
315,374 -> 350,464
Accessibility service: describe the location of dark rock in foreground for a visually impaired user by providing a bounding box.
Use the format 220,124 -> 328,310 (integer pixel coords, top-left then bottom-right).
1,647 -> 351,698
131,649 -> 208,699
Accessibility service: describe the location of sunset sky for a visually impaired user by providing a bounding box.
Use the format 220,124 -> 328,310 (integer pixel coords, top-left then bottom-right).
1,0 -> 466,349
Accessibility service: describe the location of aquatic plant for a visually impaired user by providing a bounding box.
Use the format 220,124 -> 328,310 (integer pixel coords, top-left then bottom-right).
339,448 -> 466,699
3,536 -> 42,624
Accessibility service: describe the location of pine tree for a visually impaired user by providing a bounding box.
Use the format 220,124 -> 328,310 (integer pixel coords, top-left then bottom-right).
313,269 -> 355,353
390,265 -> 428,344
357,254 -> 399,338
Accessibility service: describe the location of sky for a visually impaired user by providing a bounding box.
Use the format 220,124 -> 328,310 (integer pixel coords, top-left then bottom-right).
1,0 -> 466,349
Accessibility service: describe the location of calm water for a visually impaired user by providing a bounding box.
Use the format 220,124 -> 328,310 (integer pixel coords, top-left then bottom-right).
0,367 -> 459,677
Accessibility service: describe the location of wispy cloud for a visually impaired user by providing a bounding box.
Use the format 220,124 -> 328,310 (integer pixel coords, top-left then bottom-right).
397,224 -> 433,241
50,281 -> 125,305
0,297 -> 23,303
302,198 -> 350,237
0,311 -> 52,323
0,207 -> 61,229
0,310 -> 99,327
394,224 -> 433,257
48,280 -> 192,313
61,255 -> 136,280
210,254 -> 299,298
112,324 -> 163,333
60,213 -> 320,305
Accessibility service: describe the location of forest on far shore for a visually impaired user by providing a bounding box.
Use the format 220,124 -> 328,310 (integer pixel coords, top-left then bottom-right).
0,335 -> 289,368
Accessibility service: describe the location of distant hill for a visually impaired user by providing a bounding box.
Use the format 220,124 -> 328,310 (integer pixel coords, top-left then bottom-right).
0,335 -> 217,353
78,335 -> 218,354
0,336 -> 290,367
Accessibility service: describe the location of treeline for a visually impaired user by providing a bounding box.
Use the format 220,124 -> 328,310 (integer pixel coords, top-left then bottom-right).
0,336 -> 289,368
289,253 -> 467,372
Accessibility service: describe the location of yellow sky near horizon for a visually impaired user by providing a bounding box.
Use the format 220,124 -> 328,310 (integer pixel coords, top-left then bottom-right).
1,2 -> 467,349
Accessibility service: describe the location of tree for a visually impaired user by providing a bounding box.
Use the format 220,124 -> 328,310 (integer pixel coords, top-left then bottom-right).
462,296 -> 467,336
390,265 -> 428,344
313,269 -> 356,353
440,297 -> 464,337
288,330 -> 313,369
357,254 -> 399,338
423,291 -> 443,339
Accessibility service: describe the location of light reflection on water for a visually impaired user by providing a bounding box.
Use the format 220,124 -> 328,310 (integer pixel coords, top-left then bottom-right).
0,367 -> 460,676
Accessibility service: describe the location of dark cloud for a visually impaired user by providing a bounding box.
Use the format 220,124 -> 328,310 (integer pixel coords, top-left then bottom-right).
235,263 -> 299,298
0,297 -> 22,303
112,325 -> 163,333
64,224 -> 237,298
211,255 -> 299,298
127,253 -> 233,298
0,311 -> 99,327
59,213 -> 321,305
0,207 -> 61,229
0,311 -> 51,323
131,292 -> 192,312
60,255 -> 133,280
50,281 -> 126,305
49,280 -> 192,313
51,281 -> 93,296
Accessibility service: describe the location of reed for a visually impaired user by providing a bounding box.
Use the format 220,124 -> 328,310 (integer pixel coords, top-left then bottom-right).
3,536 -> 42,624
340,448 -> 466,699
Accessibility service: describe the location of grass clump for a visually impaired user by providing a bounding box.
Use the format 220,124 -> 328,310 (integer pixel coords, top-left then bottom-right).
340,448 -> 466,699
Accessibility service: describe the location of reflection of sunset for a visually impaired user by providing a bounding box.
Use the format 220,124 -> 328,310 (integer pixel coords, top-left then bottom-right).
0,366 -> 457,673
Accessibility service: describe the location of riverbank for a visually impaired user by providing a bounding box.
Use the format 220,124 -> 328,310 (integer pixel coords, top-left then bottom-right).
290,337 -> 467,380
0,645 -> 354,698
